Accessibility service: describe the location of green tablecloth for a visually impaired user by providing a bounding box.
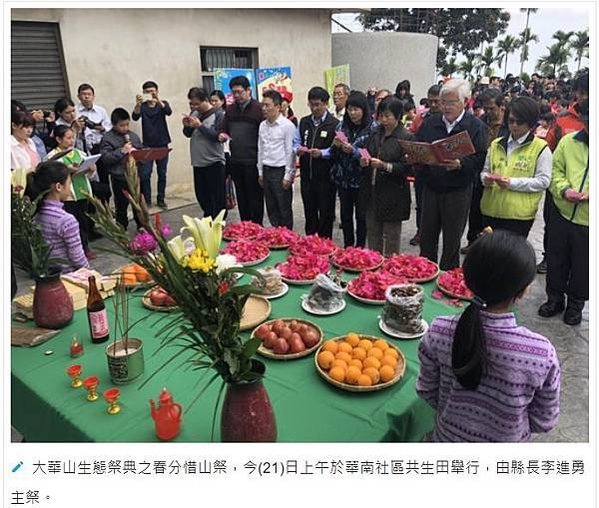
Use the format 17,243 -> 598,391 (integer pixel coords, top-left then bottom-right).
12,249 -> 461,442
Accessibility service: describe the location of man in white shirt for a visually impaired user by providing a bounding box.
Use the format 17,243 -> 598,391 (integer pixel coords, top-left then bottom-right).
258,90 -> 296,229
76,83 -> 112,153
332,83 -> 349,122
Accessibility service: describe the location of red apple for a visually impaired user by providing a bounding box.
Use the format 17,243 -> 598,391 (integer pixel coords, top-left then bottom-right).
302,330 -> 320,348
273,338 -> 290,354
289,337 -> 306,353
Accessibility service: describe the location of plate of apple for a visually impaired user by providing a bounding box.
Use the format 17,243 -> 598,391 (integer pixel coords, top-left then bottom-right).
142,286 -> 179,312
252,318 -> 323,360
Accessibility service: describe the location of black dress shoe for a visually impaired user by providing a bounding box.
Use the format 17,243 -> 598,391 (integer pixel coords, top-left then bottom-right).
563,307 -> 583,326
538,300 -> 565,318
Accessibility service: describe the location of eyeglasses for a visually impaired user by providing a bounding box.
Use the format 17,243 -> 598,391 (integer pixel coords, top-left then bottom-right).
507,117 -> 526,125
440,99 -> 461,106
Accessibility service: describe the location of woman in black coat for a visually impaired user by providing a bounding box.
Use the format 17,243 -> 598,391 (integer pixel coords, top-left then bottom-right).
358,97 -> 415,256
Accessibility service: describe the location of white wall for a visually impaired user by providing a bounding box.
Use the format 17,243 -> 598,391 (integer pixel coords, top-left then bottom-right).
332,32 -> 438,104
12,8 -> 333,195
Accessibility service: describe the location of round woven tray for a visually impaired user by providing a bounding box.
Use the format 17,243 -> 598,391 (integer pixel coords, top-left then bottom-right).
314,335 -> 406,393
141,289 -> 180,312
331,258 -> 383,273
435,274 -> 473,301
239,295 -> 272,331
408,265 -> 440,284
254,318 -> 324,360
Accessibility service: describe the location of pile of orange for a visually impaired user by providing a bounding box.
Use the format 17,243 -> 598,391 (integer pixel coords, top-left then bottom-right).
121,263 -> 152,285
317,333 -> 402,387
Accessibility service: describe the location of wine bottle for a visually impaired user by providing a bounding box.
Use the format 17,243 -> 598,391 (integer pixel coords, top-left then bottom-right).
87,276 -> 109,344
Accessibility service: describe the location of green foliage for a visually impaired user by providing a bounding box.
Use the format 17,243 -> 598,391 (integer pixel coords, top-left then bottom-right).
358,8 -> 510,71
536,43 -> 571,76
496,35 -> 520,78
87,155 -> 266,387
570,30 -> 589,71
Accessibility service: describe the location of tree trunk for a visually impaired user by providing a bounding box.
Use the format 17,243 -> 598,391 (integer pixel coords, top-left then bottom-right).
520,9 -> 531,76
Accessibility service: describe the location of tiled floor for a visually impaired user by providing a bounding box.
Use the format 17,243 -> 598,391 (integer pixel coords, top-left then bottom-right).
13,183 -> 589,442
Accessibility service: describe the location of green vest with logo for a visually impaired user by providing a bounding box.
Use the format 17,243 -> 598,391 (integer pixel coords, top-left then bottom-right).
480,136 -> 547,220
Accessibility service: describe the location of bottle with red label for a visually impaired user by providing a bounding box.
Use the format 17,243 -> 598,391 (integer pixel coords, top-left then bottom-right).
87,276 -> 109,344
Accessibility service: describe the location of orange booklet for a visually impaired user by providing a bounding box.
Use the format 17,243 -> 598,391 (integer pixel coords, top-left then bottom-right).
130,147 -> 171,162
399,130 -> 476,165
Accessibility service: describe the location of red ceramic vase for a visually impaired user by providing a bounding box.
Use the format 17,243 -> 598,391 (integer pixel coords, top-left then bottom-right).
220,360 -> 277,442
33,272 -> 74,329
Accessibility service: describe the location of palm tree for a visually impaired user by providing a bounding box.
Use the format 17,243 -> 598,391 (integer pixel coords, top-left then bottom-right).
496,35 -> 520,78
552,30 -> 574,50
518,28 -> 539,75
519,8 -> 538,75
458,55 -> 475,82
442,56 -> 458,78
481,46 -> 498,77
570,29 -> 589,71
536,43 -> 570,76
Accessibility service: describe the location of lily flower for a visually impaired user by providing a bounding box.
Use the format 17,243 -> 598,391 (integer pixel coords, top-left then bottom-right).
181,209 -> 226,260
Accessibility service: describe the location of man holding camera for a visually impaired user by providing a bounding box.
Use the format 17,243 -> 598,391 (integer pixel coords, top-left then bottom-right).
75,83 -> 112,180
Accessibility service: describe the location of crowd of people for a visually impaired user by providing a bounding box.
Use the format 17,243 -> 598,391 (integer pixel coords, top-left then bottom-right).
10,66 -> 589,442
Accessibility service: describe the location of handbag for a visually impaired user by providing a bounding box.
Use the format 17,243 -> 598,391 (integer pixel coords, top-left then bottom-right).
225,175 -> 236,210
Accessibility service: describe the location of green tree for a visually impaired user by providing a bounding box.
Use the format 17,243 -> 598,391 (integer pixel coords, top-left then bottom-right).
358,8 -> 510,71
518,27 -> 539,75
481,46 -> 499,77
536,43 -> 570,76
442,57 -> 458,78
496,35 -> 520,78
519,8 -> 538,75
570,29 -> 589,71
458,55 -> 475,81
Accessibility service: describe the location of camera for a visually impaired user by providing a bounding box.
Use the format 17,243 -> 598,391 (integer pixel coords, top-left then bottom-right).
79,116 -> 99,129
42,110 -> 52,118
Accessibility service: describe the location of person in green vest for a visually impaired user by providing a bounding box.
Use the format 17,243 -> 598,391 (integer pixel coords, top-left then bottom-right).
479,96 -> 552,238
538,99 -> 589,326
46,125 -> 97,260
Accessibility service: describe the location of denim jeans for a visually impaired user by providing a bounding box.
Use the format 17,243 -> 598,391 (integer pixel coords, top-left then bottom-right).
140,152 -> 169,205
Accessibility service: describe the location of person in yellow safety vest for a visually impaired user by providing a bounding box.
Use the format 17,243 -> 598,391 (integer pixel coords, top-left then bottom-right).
538,98 -> 589,326
479,96 -> 552,238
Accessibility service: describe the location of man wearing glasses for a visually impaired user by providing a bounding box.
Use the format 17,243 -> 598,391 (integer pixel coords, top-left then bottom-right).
416,78 -> 487,270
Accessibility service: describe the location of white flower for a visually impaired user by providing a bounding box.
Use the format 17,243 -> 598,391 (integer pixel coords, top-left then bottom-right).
215,254 -> 239,275
181,209 -> 226,260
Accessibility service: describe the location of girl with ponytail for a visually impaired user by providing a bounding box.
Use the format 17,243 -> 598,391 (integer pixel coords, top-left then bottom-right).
26,161 -> 89,273
416,231 -> 560,442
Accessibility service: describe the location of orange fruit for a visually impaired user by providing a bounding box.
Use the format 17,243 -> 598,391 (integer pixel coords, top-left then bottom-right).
384,348 -> 399,360
345,333 -> 360,347
335,351 -> 352,364
329,366 -> 346,382
363,367 -> 380,384
358,339 -> 373,351
381,355 -> 398,369
357,374 -> 373,387
338,342 -> 353,354
322,340 -> 339,354
346,366 -> 362,385
122,273 -> 137,285
317,351 -> 335,370
363,357 -> 381,370
133,263 -> 151,282
379,365 -> 395,383
367,347 -> 383,360
352,347 -> 367,361
374,339 -> 390,352
331,359 -> 348,372
349,359 -> 363,370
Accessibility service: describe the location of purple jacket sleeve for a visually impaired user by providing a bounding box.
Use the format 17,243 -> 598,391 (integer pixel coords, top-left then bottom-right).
59,214 -> 89,269
528,348 -> 561,434
416,329 -> 440,410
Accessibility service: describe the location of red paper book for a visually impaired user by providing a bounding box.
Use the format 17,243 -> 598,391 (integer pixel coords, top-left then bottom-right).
399,130 -> 475,165
335,131 -> 349,144
130,147 -> 171,162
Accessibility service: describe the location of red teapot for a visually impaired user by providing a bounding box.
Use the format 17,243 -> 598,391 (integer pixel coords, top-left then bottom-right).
150,388 -> 182,441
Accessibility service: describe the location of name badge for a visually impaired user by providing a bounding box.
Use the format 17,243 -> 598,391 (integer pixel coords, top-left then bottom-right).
320,131 -> 328,138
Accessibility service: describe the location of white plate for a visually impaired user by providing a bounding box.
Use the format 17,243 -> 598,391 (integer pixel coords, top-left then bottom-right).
301,297 -> 346,316
238,252 -> 270,267
378,317 -> 429,339
281,276 -> 317,286
260,282 -> 289,300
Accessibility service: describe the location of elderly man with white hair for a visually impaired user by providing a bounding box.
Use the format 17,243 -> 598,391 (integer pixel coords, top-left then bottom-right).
415,78 -> 488,270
